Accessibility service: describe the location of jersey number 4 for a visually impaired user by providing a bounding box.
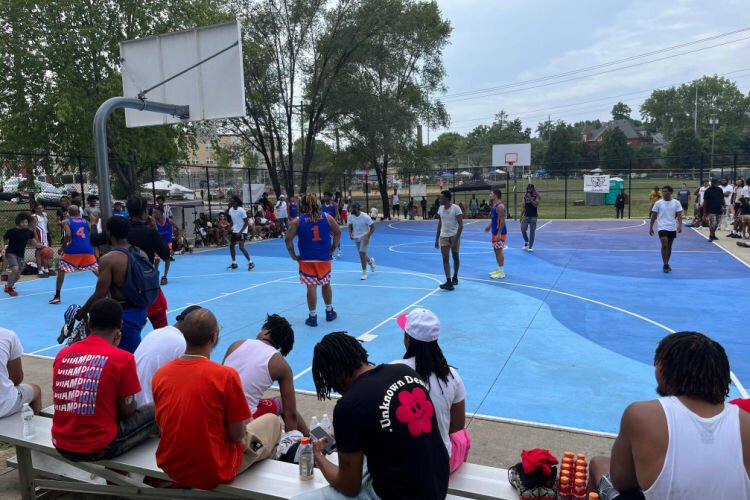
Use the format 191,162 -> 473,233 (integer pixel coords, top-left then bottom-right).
75,227 -> 86,239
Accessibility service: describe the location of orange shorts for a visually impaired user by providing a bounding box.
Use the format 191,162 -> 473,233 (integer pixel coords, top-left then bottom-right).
299,261 -> 331,286
59,253 -> 98,273
492,234 -> 507,250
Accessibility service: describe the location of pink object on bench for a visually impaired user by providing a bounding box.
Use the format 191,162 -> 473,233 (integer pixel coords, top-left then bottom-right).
449,428 -> 471,473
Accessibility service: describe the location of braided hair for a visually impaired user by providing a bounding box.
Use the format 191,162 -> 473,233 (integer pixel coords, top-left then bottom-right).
263,314 -> 294,356
312,332 -> 369,400
654,332 -> 730,405
301,194 -> 322,222
404,337 -> 452,391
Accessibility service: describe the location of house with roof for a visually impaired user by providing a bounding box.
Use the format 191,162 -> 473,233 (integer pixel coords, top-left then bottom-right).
581,119 -> 665,149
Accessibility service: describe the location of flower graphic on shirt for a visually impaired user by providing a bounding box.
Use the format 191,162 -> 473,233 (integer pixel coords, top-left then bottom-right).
395,387 -> 434,437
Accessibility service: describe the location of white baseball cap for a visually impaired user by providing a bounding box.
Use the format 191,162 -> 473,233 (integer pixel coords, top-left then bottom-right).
396,308 -> 440,342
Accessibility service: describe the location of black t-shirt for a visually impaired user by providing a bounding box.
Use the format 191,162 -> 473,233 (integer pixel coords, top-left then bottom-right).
56,206 -> 68,222
333,364 -> 448,499
677,189 -> 690,205
703,186 -> 725,215
3,228 -> 35,257
523,194 -> 538,217
741,204 -> 750,216
615,194 -> 626,207
89,219 -> 170,264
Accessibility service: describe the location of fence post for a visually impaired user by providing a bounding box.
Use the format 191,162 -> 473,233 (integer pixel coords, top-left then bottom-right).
564,163 -> 568,219
364,172 -> 370,213
150,162 -> 157,202
733,151 -> 738,183
699,153 -> 705,185
77,156 -> 86,197
206,166 -> 212,221
318,173 -> 322,199
627,159 -> 633,219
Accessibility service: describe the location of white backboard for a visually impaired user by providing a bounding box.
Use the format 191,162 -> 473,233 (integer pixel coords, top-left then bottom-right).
492,143 -> 531,167
120,20 -> 246,128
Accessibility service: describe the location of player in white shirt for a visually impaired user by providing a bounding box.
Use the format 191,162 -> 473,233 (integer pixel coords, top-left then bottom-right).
134,305 -> 199,407
348,202 -> 376,280
275,194 -> 289,234
227,195 -> 255,270
391,189 -> 400,221
435,190 -> 463,290
0,328 -> 42,417
720,178 -> 734,230
370,206 -> 378,220
649,186 -> 683,273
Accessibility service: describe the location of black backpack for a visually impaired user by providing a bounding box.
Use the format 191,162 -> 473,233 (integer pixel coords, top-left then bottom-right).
110,247 -> 160,309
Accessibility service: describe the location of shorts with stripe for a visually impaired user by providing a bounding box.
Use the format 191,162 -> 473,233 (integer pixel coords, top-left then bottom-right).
59,253 -> 98,273
299,261 -> 331,286
492,234 -> 507,250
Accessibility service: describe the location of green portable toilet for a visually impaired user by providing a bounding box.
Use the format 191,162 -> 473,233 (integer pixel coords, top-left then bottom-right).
605,177 -> 625,205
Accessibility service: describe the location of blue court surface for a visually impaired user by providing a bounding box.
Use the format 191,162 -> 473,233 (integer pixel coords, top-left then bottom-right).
2,219 -> 748,434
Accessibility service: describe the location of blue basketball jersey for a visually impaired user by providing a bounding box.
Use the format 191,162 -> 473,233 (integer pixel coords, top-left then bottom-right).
66,217 -> 94,254
298,214 -> 332,261
322,202 -> 337,219
490,202 -> 507,237
156,219 -> 172,244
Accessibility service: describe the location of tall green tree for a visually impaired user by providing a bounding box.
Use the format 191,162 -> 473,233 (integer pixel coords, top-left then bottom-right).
665,128 -> 702,171
600,128 -> 633,170
332,0 -> 450,219
543,122 -> 579,174
611,102 -> 632,120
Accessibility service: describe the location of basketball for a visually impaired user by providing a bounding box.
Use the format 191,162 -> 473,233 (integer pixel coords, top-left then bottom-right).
39,247 -> 55,259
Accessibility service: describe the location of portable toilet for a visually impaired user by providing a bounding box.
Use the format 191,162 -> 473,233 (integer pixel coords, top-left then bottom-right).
605,177 -> 625,205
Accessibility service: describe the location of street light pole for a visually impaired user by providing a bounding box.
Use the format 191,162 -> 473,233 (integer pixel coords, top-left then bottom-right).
709,117 -> 718,170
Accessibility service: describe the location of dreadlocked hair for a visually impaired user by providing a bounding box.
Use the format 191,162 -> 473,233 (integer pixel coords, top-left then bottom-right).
312,332 -> 369,400
263,314 -> 294,356
654,331 -> 730,405
301,194 -> 322,222
404,337 -> 452,390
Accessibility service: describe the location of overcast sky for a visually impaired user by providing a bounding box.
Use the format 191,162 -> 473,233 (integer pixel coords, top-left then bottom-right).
432,0 -> 750,140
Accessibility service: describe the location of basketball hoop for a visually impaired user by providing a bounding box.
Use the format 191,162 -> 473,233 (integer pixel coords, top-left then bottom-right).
194,121 -> 219,144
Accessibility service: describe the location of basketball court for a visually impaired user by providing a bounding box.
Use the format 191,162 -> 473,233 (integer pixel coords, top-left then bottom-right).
4,218 -> 748,434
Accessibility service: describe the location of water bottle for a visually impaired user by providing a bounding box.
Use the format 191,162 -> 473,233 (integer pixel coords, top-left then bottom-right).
320,414 -> 333,434
22,404 -> 34,439
298,437 -> 314,481
310,416 -> 320,431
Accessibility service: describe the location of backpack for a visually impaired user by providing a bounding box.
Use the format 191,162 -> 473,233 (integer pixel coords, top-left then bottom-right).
110,247 -> 160,309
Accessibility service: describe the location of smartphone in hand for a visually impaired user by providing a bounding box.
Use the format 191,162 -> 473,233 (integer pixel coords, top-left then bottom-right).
310,426 -> 336,454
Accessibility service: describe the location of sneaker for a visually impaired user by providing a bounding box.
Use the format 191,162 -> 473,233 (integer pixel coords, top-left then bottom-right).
495,270 -> 506,279
248,261 -> 255,271
361,272 -> 367,280
5,286 -> 18,297
523,242 -> 528,248
369,257 -> 376,272
49,295 -> 61,304
326,309 -> 337,322
38,272 -> 49,279
46,269 -> 56,276
663,265 -> 669,273
227,263 -> 239,270
305,315 -> 318,327
451,276 -> 458,286
490,270 -> 502,279
336,249 -> 342,258
439,282 -> 454,291
666,265 -> 672,273
160,276 -> 168,286
527,247 -> 534,252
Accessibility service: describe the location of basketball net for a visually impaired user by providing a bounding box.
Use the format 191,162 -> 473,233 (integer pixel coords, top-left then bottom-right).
194,121 -> 219,144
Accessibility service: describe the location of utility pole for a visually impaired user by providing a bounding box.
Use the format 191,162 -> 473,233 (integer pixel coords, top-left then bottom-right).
694,84 -> 699,138
709,117 -> 718,169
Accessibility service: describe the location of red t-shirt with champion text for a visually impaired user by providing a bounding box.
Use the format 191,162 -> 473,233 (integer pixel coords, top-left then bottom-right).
152,358 -> 252,490
51,335 -> 141,453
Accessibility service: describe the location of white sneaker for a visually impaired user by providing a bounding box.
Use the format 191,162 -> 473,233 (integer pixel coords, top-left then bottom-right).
369,257 -> 376,272
528,247 -> 534,252
361,272 -> 367,280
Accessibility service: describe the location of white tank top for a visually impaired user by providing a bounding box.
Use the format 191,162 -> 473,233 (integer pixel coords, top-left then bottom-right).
223,339 -> 277,413
645,396 -> 750,500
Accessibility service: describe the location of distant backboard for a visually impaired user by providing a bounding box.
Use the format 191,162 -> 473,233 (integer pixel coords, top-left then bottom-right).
492,144 -> 531,167
120,20 -> 245,128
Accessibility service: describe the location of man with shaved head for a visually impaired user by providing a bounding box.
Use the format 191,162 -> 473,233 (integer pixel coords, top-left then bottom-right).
152,308 -> 282,490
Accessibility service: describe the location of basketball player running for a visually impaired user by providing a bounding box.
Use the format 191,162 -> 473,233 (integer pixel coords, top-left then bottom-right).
285,194 -> 341,327
435,190 -> 463,291
152,206 -> 172,285
227,195 -> 254,270
485,189 -> 507,279
49,205 -> 98,304
649,185 -> 683,273
348,201 -> 376,280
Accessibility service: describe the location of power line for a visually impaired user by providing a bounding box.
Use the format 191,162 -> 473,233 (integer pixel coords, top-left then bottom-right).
441,26 -> 750,100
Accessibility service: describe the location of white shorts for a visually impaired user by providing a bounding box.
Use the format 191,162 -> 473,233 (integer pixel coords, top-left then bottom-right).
0,384 -> 34,418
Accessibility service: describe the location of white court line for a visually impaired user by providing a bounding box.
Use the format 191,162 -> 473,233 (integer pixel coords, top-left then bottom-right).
462,275 -> 749,399
0,284 -> 95,302
536,220 -> 552,231
165,276 -> 292,314
387,240 -> 720,255
542,220 -> 647,232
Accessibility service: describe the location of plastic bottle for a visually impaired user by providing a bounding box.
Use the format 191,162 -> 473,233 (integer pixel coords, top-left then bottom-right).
320,414 -> 333,434
589,494 -> 600,500
557,474 -> 572,500
298,437 -> 314,481
22,404 -> 34,439
576,452 -> 586,462
571,478 -> 587,500
310,416 -> 320,431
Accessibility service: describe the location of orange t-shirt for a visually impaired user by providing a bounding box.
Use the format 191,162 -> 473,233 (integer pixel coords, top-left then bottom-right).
152,358 -> 251,490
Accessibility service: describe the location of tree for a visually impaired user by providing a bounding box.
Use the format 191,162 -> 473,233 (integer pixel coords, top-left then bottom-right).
666,128 -> 702,171
463,112 -> 531,166
429,132 -> 466,168
600,128 -> 633,170
543,122 -> 579,174
611,102 -> 632,121
332,0 -> 450,219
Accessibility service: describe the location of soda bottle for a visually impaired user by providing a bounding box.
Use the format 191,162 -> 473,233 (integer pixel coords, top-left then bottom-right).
589,494 -> 600,500
557,474 -> 572,500
321,414 -> 333,434
298,437 -> 314,481
571,478 -> 587,500
22,404 -> 34,439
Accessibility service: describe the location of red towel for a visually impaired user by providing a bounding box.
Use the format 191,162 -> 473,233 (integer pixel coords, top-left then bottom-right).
521,448 -> 558,476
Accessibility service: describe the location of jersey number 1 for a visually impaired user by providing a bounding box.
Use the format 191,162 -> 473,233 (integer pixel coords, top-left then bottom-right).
311,225 -> 322,241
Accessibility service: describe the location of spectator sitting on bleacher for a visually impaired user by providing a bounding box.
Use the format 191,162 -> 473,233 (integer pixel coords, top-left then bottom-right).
589,331 -> 750,500
295,332 -> 448,499
152,308 -> 282,490
51,298 -> 157,462
216,212 -> 231,245
223,314 -> 309,435
0,327 -> 42,417
133,306 -> 201,407
391,308 -> 469,473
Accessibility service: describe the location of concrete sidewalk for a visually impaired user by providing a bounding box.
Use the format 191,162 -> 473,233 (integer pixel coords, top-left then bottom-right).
0,355 -> 615,499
